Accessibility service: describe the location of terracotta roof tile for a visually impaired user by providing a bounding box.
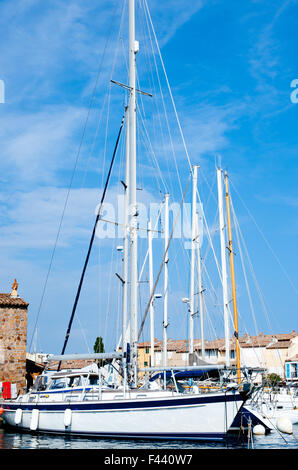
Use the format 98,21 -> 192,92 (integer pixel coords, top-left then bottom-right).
266,340 -> 292,349
47,359 -> 94,370
139,331 -> 297,353
0,293 -> 29,308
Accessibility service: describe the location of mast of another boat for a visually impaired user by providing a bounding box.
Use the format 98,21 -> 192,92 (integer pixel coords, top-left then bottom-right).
196,199 -> 205,360
216,168 -> 230,367
128,0 -> 139,387
163,193 -> 170,369
224,171 -> 241,384
189,166 -> 198,357
121,101 -> 130,393
148,220 -> 155,367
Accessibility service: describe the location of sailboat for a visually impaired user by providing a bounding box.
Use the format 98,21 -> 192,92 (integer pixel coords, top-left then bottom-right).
0,0 -> 250,440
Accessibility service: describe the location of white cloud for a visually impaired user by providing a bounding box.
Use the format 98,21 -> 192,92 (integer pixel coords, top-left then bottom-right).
0,105 -> 92,185
0,186 -> 99,249
148,0 -> 205,46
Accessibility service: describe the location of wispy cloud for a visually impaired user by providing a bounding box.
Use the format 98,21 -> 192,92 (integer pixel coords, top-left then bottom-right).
0,186 -> 99,249
148,0 -> 205,46
249,0 -> 296,107
0,105 -> 96,191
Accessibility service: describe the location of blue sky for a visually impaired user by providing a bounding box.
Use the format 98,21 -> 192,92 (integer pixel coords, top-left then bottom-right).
0,0 -> 297,355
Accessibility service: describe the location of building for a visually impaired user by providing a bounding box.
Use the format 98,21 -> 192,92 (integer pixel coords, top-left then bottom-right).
285,356 -> 298,382
239,331 -> 298,379
0,280 -> 28,394
138,331 -> 298,382
284,334 -> 298,382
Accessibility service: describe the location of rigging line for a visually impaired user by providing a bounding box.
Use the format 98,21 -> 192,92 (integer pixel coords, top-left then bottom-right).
80,89 -> 109,190
230,179 -> 298,297
103,132 -> 126,352
231,204 -> 266,366
200,166 -> 218,209
143,0 -> 182,198
28,1 -> 121,353
138,172 -> 192,340
202,205 -> 219,266
136,106 -> 167,193
57,110 -> 127,369
101,6 -> 125,189
231,195 -> 275,332
76,316 -> 91,354
134,61 -> 169,196
144,0 -> 202,291
114,202 -> 164,353
143,0 -> 192,172
103,130 -> 126,350
202,294 -> 218,347
230,198 -> 260,339
196,184 -> 237,334
138,202 -> 163,281
99,217 -> 162,233
144,0 -> 202,275
230,196 -> 285,367
96,2 -> 127,345
138,3 -> 165,161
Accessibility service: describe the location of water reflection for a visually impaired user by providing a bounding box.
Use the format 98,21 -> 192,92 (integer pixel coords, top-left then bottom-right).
0,426 -> 297,449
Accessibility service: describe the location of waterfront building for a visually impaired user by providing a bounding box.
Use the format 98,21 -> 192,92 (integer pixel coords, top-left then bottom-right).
138,331 -> 298,382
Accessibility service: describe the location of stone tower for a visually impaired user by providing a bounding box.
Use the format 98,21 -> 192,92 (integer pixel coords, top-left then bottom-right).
0,280 -> 29,393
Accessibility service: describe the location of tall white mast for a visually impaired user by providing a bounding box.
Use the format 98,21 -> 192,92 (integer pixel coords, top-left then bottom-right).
162,193 -> 170,367
122,114 -> 130,356
148,220 -> 155,367
189,165 -> 198,356
196,205 -> 205,360
128,0 -> 139,384
216,168 -> 230,366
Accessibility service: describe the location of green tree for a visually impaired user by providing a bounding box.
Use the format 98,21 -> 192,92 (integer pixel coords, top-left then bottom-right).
264,373 -> 282,388
93,336 -> 105,354
93,336 -> 105,367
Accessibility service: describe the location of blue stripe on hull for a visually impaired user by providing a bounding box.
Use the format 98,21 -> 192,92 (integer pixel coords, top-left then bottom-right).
2,393 -> 243,412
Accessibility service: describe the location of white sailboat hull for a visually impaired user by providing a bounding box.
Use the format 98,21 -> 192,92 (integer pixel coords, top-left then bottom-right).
2,391 -> 244,440
246,391 -> 298,426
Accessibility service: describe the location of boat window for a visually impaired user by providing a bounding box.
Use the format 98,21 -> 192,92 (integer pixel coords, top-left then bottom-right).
49,378 -> 67,390
32,375 -> 47,391
68,376 -> 82,388
89,376 -> 99,386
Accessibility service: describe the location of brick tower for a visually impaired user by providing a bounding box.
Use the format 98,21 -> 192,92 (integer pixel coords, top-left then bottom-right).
0,279 -> 29,394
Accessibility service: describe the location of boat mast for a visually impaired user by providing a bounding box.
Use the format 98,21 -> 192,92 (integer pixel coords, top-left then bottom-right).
196,205 -> 205,360
163,193 -> 170,367
217,168 -> 230,367
148,220 -> 155,367
128,0 -> 139,386
189,165 -> 198,357
224,171 -> 241,383
122,111 -> 130,358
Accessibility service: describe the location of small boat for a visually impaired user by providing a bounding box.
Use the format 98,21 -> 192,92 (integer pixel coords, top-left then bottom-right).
245,386 -> 298,426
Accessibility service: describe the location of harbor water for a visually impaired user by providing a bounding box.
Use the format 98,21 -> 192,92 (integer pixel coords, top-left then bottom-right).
0,425 -> 297,450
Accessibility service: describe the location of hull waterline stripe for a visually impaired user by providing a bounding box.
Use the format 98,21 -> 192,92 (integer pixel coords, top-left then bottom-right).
3,424 -> 226,441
